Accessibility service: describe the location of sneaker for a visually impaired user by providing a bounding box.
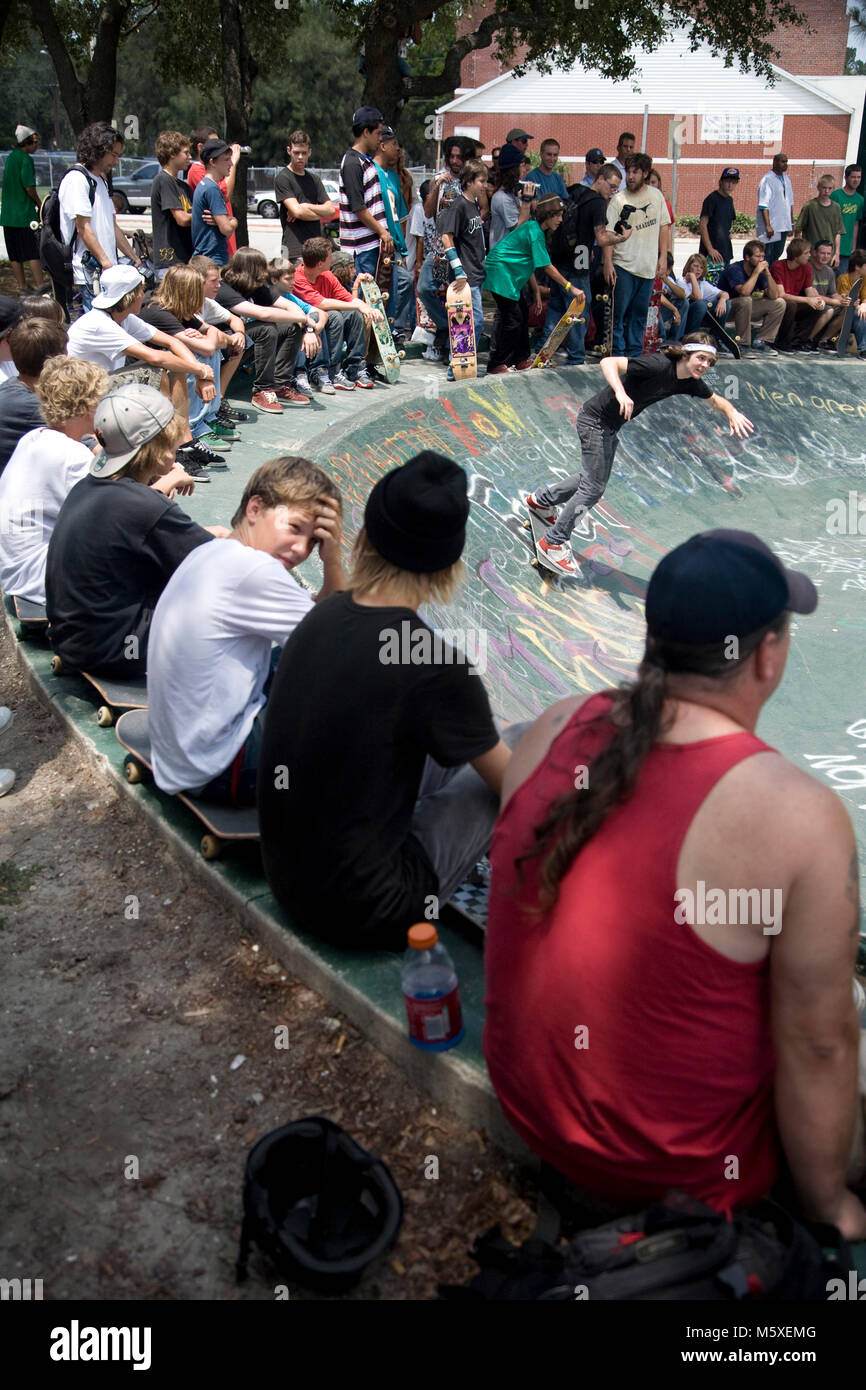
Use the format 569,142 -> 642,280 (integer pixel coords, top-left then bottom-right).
353,369 -> 375,389
310,369 -> 335,395
486,364 -> 511,374
0,706 -> 12,736
273,385 -> 310,406
817,339 -> 836,352
251,390 -> 283,414
198,430 -> 231,451
367,364 -> 388,383
294,370 -> 313,395
179,440 -> 227,470
0,769 -> 14,797
217,401 -> 251,424
537,536 -> 579,575
751,339 -> 779,357
208,420 -> 240,443
513,358 -> 533,371
422,345 -> 443,362
332,372 -> 355,391
526,493 -> 558,526
446,366 -> 455,382
173,448 -> 211,481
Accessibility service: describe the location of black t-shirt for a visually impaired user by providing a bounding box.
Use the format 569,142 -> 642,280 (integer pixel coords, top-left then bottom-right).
150,170 -> 193,269
440,195 -> 487,286
257,591 -> 498,949
700,190 -> 735,264
551,188 -> 606,274
274,166 -> 328,255
249,284 -> 279,307
45,475 -> 212,676
138,302 -> 203,336
583,354 -> 714,431
0,379 -> 43,474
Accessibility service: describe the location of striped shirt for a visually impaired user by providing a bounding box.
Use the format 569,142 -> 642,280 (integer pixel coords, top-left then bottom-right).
339,148 -> 385,254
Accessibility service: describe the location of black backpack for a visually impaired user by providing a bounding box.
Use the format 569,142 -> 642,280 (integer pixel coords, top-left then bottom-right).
439,1189 -> 850,1301
550,186 -> 601,271
38,165 -> 98,284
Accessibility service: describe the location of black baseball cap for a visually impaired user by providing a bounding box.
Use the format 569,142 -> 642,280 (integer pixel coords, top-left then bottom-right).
721,167 -> 740,180
586,148 -> 605,162
0,295 -> 24,338
201,138 -> 230,164
380,125 -> 397,143
645,530 -> 817,646
353,106 -> 383,129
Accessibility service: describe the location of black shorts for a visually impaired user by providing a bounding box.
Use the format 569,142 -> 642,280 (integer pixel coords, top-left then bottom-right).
4,224 -> 40,262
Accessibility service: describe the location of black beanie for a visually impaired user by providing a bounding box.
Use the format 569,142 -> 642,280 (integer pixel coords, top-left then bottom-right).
364,451 -> 469,572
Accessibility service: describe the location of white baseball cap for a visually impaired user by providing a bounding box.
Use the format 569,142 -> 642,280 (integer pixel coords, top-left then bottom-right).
91,384 -> 175,478
92,264 -> 144,309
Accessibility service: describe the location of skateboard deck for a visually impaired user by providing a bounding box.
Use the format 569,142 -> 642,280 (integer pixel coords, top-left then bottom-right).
445,281 -> 477,380
81,671 -> 148,728
530,292 -> 586,368
115,708 -> 260,860
358,277 -> 402,383
374,247 -> 393,304
704,260 -> 724,288
837,277 -> 863,357
703,310 -> 742,359
642,278 -> 663,353
523,504 -> 577,581
594,289 -> 614,355
12,595 -> 49,638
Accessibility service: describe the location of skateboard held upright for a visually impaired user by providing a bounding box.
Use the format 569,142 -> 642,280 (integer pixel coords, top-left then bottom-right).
357,277 -> 403,383
836,277 -> 863,357
530,291 -> 586,368
642,275 -> 663,353
445,281 -> 477,380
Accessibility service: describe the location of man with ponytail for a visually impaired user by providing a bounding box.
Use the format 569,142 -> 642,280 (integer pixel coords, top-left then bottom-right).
485,530 -> 866,1240
525,332 -> 754,575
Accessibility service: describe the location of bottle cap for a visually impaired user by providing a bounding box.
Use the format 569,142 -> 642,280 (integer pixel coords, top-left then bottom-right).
408,923 -> 438,950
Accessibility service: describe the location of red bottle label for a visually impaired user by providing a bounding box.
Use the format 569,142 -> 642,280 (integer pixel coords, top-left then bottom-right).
404,986 -> 463,1045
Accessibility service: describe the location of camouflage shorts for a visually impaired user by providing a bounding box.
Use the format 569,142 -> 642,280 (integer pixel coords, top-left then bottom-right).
107,363 -> 164,393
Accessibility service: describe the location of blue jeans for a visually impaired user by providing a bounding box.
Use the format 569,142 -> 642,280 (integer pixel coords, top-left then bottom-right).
543,272 -> 590,363
671,298 -> 710,341
355,245 -> 412,333
417,254 -> 448,337
852,311 -> 866,351
611,266 -> 654,356
294,308 -> 330,372
187,348 -> 223,438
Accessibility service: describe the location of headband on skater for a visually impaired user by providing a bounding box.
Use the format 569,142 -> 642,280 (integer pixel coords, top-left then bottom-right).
681,342 -> 717,357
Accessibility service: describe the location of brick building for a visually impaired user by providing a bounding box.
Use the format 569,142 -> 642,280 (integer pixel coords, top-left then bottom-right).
438,1 -> 866,217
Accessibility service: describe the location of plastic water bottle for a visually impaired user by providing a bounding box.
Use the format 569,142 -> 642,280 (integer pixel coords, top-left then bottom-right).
402,924 -> 464,1051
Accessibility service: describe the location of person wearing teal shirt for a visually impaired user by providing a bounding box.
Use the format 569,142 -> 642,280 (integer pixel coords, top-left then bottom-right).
373,127 -> 413,338
483,194 -> 578,372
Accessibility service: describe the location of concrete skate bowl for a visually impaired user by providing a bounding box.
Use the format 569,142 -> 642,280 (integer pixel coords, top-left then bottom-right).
308,361 -> 866,917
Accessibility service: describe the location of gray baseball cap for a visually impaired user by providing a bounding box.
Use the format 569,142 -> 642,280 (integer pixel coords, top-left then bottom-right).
91,384 -> 174,478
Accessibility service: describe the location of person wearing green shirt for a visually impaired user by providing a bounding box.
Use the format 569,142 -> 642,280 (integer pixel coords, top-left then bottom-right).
483,194 -> 578,372
830,165 -> 863,275
1,125 -> 43,291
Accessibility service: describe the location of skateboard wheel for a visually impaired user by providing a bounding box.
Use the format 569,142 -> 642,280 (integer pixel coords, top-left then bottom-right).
51,654 -> 65,676
381,292 -> 389,303
200,834 -> 222,860
123,756 -> 148,785
398,350 -> 405,359
96,705 -> 115,728
531,557 -> 539,569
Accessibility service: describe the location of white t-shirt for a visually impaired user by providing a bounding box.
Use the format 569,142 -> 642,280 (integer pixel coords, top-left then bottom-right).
200,296 -> 231,326
756,170 -> 794,244
406,201 -> 434,269
0,360 -> 18,381
147,538 -> 315,794
58,169 -> 118,285
674,277 -> 723,303
67,309 -> 155,372
0,427 -> 94,604
609,185 -> 672,280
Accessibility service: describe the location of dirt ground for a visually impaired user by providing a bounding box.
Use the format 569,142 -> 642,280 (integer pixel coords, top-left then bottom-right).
0,621 -> 535,1301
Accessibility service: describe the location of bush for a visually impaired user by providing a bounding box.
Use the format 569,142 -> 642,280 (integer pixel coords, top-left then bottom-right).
675,214 -> 701,234
675,212 -> 756,234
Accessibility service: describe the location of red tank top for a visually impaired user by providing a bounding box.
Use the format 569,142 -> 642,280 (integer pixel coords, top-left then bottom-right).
484,693 -> 780,1212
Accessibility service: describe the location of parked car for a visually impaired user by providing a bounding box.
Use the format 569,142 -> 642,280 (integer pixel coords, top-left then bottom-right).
110,160 -> 160,213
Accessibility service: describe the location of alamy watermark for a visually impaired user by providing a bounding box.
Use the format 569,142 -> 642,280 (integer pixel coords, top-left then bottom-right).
379,620 -> 487,674
674,880 -> 782,935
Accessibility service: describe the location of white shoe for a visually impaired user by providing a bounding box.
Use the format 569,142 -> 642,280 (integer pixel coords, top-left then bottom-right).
294,370 -> 312,395
0,768 -> 15,796
332,372 -> 355,391
537,536 -> 580,574
0,707 -> 12,735
423,345 -> 443,362
526,493 -> 558,526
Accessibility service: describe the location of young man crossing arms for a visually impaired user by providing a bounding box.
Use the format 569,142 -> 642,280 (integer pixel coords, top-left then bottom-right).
274,131 -> 336,259
191,140 -> 238,266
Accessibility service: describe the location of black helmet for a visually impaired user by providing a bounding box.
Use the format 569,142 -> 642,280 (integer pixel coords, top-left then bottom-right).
236,1117 -> 404,1293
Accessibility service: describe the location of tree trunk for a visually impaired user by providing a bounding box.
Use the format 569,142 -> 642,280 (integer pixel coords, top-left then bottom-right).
31,0 -> 128,132
219,0 -> 258,249
362,3 -> 406,128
